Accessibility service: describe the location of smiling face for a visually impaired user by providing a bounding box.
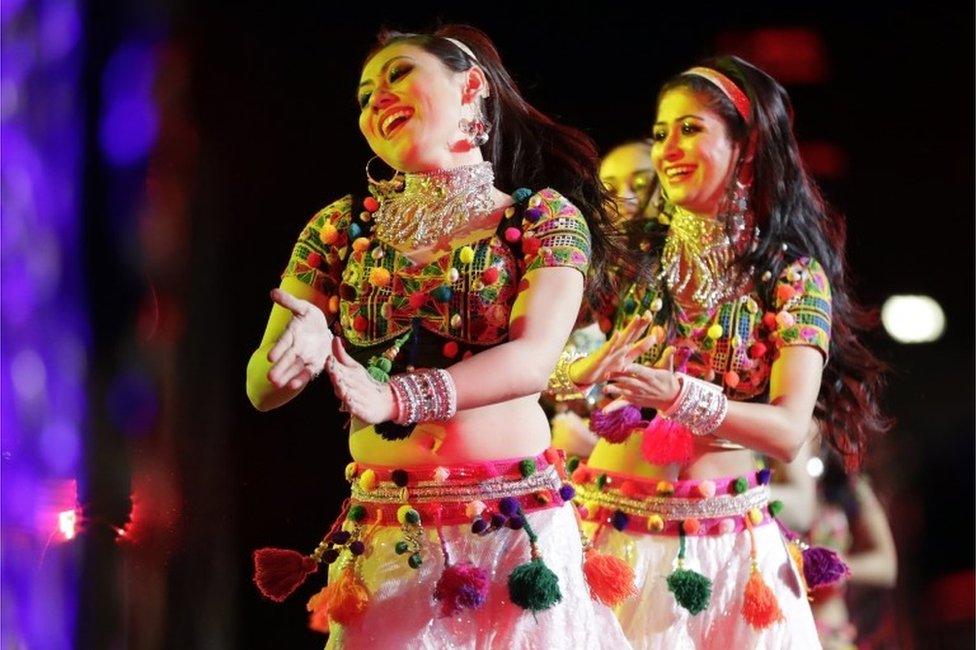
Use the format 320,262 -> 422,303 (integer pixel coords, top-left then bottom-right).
599,142 -> 654,224
358,43 -> 483,173
651,87 -> 740,218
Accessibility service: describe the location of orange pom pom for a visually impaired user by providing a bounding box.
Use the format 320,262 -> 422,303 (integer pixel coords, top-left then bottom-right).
742,568 -> 783,629
352,237 -> 371,253
571,466 -> 590,484
319,224 -> 339,245
775,284 -> 797,303
682,518 -> 701,535
583,548 -> 637,606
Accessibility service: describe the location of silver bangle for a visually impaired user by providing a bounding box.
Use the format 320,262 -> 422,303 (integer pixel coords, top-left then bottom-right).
389,368 -> 457,424
660,372 -> 728,436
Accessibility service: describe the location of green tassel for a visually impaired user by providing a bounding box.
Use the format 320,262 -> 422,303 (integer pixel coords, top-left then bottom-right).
666,568 -> 712,614
508,557 -> 562,612
367,366 -> 389,382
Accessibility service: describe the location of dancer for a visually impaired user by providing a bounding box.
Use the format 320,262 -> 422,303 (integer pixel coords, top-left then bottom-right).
246,25 -> 632,649
554,56 -> 888,648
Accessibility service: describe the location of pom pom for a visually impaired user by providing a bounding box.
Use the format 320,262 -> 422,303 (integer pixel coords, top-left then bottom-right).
358,469 -> 377,492
519,458 -> 537,477
511,187 -> 533,203
525,206 -> 545,222
458,246 -> 475,264
481,266 -> 500,284
349,540 -> 365,556
565,455 -> 581,474
253,547 -> 319,602
583,548 -> 637,606
363,196 -> 380,212
802,546 -> 851,590
319,223 -> 339,245
432,466 -> 450,483
756,468 -> 772,485
696,480 -> 716,498
408,553 -> 423,569
748,508 -> 764,526
666,568 -> 712,615
706,324 -> 723,339
352,237 -> 371,253
499,497 -> 520,517
558,484 -> 576,501
471,519 -> 489,534
504,227 -> 522,243
748,342 -> 767,359
507,515 -> 526,530
408,292 -> 428,310
768,500 -> 784,517
347,505 -> 366,522
352,315 -> 368,333
344,462 -> 358,481
775,284 -> 797,303
508,558 -> 562,612
397,505 -> 420,525
391,469 -> 409,487
724,370 -> 740,388
368,267 -> 390,288
465,500 -> 487,518
775,310 -> 795,328
718,518 -> 736,534
732,477 -> 749,494
432,286 -> 453,303
442,341 -> 459,358
570,466 -> 589,484
761,312 -> 778,330
646,514 -> 665,532
590,404 -> 645,443
742,568 -> 783,629
611,510 -> 630,531
522,236 -> 541,255
655,481 -> 675,496
682,518 -> 701,535
641,417 -> 693,465
433,562 -> 491,616
306,252 -> 322,268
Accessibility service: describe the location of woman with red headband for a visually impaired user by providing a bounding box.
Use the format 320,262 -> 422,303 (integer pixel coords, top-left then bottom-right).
555,56 -> 888,647
246,25 -> 632,648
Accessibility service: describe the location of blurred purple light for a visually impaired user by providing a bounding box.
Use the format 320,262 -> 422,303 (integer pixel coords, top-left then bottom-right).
99,40 -> 159,166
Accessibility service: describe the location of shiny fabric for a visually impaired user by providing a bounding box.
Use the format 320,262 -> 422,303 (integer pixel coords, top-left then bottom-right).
326,505 -> 631,649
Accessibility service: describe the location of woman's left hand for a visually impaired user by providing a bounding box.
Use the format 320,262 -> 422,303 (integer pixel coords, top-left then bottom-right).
603,346 -> 681,410
325,336 -> 398,425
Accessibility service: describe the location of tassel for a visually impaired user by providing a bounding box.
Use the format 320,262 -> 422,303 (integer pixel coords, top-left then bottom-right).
666,525 -> 711,614
589,404 -> 647,443
641,416 -> 693,465
306,586 -> 331,633
802,545 -> 851,590
434,562 -> 491,616
741,517 -> 782,629
583,548 -> 637,606
314,566 -> 370,626
742,565 -> 783,628
253,548 -> 319,602
508,557 -> 562,612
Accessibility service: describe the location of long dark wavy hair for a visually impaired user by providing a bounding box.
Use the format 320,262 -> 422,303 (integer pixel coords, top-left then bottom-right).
646,56 -> 890,471
363,25 -> 623,302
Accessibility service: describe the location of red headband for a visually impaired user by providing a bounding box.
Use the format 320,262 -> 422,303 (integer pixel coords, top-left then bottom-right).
683,66 -> 752,124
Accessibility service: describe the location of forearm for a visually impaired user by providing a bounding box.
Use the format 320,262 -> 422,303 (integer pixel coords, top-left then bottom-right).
246,343 -> 306,411
846,550 -> 897,587
448,337 -> 562,411
710,400 -> 812,462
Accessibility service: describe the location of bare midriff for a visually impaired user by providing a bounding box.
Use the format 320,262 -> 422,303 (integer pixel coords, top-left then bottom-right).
586,435 -> 757,481
349,393 -> 551,466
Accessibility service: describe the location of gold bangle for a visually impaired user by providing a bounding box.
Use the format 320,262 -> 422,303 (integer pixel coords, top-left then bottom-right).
547,349 -> 588,401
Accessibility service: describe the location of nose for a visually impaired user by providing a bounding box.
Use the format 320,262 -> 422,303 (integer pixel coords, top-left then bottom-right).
662,128 -> 683,162
369,87 -> 397,112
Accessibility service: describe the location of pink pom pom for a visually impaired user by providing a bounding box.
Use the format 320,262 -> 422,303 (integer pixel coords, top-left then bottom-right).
433,562 -> 491,616
640,417 -> 693,465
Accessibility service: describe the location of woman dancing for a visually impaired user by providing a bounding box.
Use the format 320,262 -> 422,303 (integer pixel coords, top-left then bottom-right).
556,56 -> 889,648
246,25 -> 631,649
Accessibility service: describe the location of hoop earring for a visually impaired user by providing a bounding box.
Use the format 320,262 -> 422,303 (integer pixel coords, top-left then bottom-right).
365,156 -> 403,198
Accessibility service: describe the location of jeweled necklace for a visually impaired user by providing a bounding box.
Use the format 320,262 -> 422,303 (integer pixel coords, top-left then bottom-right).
658,204 -> 752,311
372,161 -> 495,249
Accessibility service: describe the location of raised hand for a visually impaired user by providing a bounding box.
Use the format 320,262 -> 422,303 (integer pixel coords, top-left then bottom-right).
604,345 -> 681,410
569,312 -> 658,386
325,336 -> 398,425
266,288 -> 333,390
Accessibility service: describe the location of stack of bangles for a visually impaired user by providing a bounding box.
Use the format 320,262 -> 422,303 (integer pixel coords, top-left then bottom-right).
547,349 -> 590,401
389,368 -> 458,424
662,373 -> 729,436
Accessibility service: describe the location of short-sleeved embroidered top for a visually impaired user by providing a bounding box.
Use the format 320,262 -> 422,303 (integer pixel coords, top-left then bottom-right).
283,187 -> 591,369
614,257 -> 832,401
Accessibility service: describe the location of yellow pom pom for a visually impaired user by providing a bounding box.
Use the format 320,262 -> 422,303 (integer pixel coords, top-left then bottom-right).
368,267 -> 391,288
344,462 -> 358,481
748,507 -> 764,526
396,505 -> 414,525
458,246 -> 475,264
646,514 -> 665,532
707,323 -> 724,339
352,237 -> 371,253
656,481 -> 675,496
319,223 -> 339,245
358,469 -> 377,492
328,295 -> 340,314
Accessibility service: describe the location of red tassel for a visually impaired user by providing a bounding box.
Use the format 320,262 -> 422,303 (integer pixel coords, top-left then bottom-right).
640,417 -> 693,465
253,547 -> 319,602
742,567 -> 783,629
583,548 -> 637,606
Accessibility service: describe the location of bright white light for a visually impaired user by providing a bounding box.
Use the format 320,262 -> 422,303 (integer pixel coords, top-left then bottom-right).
58,509 -> 77,540
882,295 -> 946,343
806,457 -> 825,478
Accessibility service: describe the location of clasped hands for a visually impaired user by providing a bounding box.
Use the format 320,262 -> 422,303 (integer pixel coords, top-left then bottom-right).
570,311 -> 682,411
266,288 -> 396,424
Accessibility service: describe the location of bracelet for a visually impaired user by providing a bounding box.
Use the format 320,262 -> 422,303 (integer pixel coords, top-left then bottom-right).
389,368 -> 458,425
660,372 -> 728,436
547,348 -> 589,401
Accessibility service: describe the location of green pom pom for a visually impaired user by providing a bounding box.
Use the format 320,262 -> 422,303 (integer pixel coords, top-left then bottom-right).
596,474 -> 609,490
404,509 -> 421,525
347,505 -> 366,522
519,458 -> 537,478
666,568 -> 712,615
408,552 -> 423,569
732,477 -> 749,494
375,357 -> 393,373
512,188 -> 533,204
565,456 -> 581,474
508,558 -> 562,612
769,500 -> 784,517
394,540 -> 409,555
366,366 -> 390,382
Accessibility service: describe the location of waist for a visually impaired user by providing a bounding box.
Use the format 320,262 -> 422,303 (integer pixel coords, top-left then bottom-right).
572,462 -> 775,536
345,448 -> 570,526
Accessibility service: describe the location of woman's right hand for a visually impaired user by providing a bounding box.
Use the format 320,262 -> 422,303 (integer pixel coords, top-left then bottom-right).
569,311 -> 657,386
266,288 -> 333,390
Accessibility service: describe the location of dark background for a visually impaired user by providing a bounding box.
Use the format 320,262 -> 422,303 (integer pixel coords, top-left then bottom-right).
77,1 -> 974,647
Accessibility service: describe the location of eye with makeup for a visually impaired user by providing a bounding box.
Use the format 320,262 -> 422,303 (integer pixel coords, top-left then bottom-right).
357,63 -> 414,109
680,121 -> 702,136
650,128 -> 667,142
